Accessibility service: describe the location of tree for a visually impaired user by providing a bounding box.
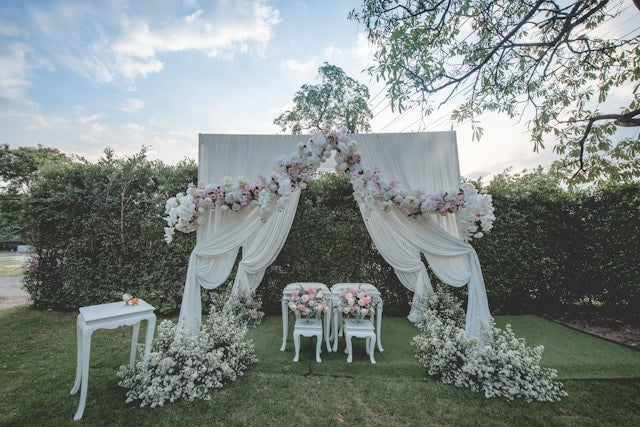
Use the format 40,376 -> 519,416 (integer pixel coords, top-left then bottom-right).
0,144 -> 72,241
0,144 -> 71,194
350,0 -> 640,185
274,63 -> 373,134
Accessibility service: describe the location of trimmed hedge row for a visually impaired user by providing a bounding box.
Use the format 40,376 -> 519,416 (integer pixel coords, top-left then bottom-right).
473,169 -> 640,319
22,150 -> 197,313
21,152 -> 639,319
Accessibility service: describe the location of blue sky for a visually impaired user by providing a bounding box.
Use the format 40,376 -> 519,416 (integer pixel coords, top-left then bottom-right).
1,0 -> 636,180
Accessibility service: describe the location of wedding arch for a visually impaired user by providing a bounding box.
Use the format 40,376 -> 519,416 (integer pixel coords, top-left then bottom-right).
164,130 -> 494,339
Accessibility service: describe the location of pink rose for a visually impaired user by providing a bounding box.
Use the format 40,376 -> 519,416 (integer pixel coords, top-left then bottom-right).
298,304 -> 306,312
361,309 -> 368,317
348,288 -> 356,294
305,287 -> 314,294
301,294 -> 309,303
288,302 -> 297,311
292,290 -> 299,298
349,306 -> 355,314
345,292 -> 353,299
347,298 -> 355,306
316,291 -> 324,299
342,307 -> 349,315
358,292 -> 366,299
358,298 -> 366,307
364,296 -> 372,305
308,299 -> 315,306
317,305 -> 324,313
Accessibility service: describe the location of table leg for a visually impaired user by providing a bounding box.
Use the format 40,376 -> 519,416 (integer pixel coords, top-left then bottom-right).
143,315 -> 156,364
70,315 -> 82,395
280,299 -> 288,351
315,333 -> 322,363
332,309 -> 339,352
73,328 -> 92,421
324,310 -> 332,353
376,302 -> 384,352
346,333 -> 353,363
369,334 -> 377,364
130,321 -> 140,367
293,331 -> 300,362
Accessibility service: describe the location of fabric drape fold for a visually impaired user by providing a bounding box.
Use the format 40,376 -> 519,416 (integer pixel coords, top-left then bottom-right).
178,135 -> 303,334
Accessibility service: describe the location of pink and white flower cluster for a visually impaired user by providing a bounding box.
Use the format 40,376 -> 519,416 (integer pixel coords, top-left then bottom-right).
286,286 -> 329,318
163,128 -> 495,243
338,288 -> 378,319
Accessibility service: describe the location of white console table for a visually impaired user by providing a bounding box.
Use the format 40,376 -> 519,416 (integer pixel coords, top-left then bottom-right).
70,299 -> 156,421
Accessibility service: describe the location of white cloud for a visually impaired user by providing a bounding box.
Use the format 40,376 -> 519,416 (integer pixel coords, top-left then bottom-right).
282,57 -> 317,72
0,17 -> 22,37
0,43 -> 32,101
351,32 -> 375,65
324,45 -> 344,59
29,0 -> 281,83
121,98 -> 145,113
77,112 -> 105,125
26,115 -> 53,130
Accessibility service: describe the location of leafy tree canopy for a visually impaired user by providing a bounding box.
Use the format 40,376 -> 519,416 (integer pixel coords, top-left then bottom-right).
0,144 -> 72,241
350,0 -> 640,186
274,62 -> 373,134
0,143 -> 72,194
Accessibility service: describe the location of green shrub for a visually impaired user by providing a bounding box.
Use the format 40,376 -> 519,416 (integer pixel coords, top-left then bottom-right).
22,149 -> 196,313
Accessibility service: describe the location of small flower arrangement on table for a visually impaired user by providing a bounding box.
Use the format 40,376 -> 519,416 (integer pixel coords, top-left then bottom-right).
338,287 -> 378,320
286,286 -> 329,320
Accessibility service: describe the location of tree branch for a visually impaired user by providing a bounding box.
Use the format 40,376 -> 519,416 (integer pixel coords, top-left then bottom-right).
572,108 -> 640,178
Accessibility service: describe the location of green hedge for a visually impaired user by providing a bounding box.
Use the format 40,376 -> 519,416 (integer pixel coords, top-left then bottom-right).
21,152 -> 640,320
22,150 -> 196,313
472,169 -> 640,319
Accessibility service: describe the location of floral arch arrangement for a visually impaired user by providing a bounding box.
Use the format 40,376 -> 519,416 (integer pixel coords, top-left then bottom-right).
163,129 -> 495,244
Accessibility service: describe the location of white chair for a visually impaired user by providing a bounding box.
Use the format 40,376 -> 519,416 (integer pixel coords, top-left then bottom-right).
343,318 -> 376,364
330,283 -> 383,353
293,318 -> 323,363
280,282 -> 332,352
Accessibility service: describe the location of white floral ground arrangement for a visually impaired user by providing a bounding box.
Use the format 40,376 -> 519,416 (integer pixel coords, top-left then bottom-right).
117,290 -> 261,407
412,287 -> 567,402
163,128 -> 495,244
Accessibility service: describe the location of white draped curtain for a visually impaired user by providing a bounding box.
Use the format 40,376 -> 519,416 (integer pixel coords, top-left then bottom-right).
179,135 -> 302,334
179,132 -> 490,338
355,132 -> 490,337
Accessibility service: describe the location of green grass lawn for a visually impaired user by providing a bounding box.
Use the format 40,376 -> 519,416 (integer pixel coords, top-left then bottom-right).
0,252 -> 27,277
1,307 -> 639,426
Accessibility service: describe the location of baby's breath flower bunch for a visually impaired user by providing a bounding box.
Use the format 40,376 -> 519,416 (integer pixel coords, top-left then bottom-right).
207,286 -> 265,329
117,305 -> 257,407
412,287 -> 566,402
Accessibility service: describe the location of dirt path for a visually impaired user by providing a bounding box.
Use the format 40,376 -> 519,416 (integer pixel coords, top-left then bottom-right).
0,276 -> 31,311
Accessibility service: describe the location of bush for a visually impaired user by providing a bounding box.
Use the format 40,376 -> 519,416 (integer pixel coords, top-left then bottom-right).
117,305 -> 257,407
412,286 -> 567,402
473,168 -> 640,320
22,149 -> 196,313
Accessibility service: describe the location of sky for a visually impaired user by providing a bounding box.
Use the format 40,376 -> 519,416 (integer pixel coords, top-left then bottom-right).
0,0 -> 638,181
